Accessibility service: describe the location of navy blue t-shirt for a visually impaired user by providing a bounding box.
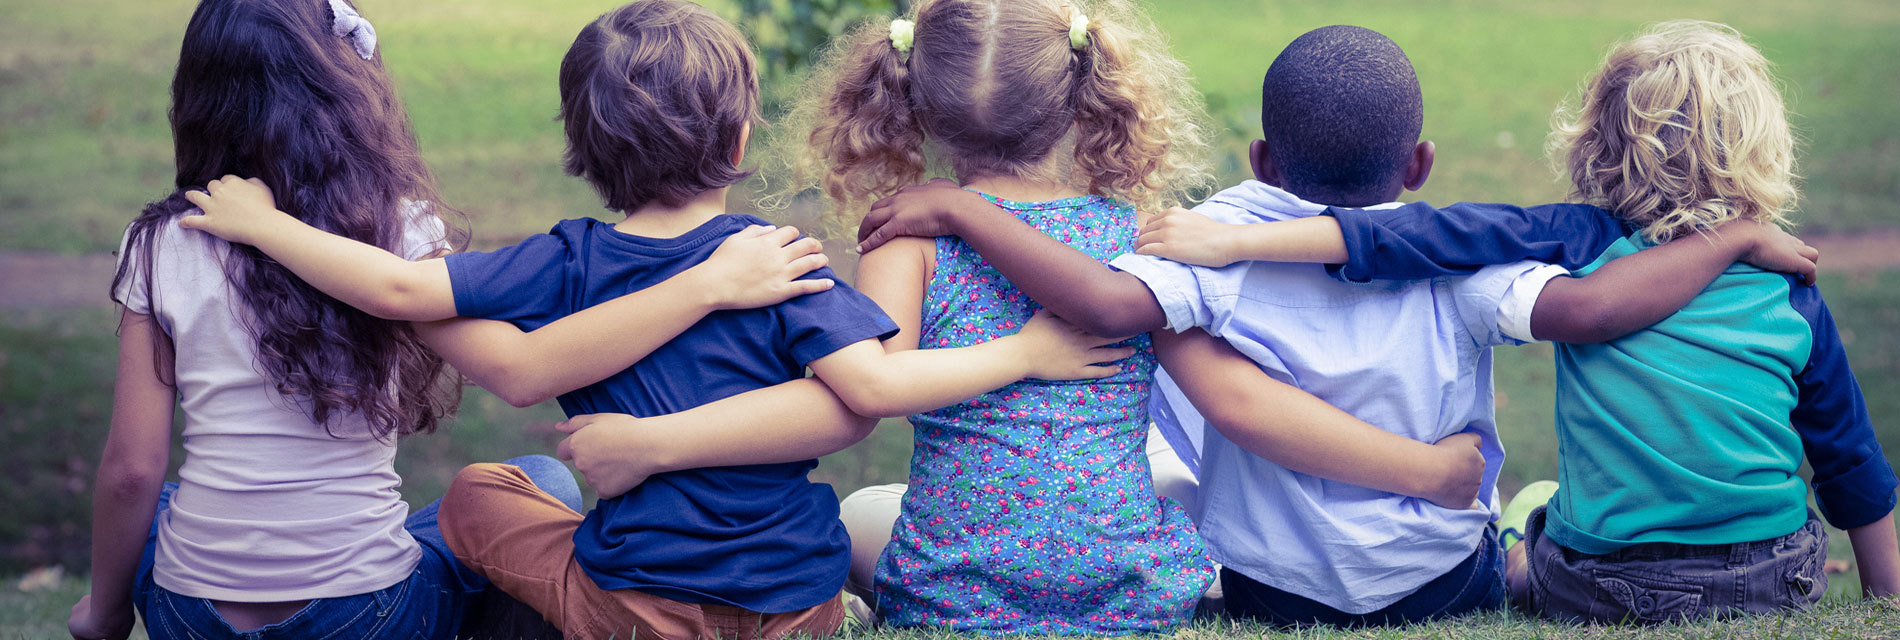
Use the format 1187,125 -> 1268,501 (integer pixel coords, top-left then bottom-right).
445,214 -> 898,613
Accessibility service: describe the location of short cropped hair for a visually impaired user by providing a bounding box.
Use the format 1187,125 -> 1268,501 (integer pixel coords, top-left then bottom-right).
558,0 -> 759,212
1259,26 -> 1422,200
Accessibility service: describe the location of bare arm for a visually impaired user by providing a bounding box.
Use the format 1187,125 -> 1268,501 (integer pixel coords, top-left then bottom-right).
183,177 -> 455,321
554,378 -> 877,498
1153,328 -> 1486,509
70,310 -> 176,640
1848,513 -> 1900,598
415,226 -> 834,407
552,238 -> 1125,496
809,237 -> 1132,418
856,180 -> 1166,336
1529,221 -> 1819,343
1135,210 -> 1348,267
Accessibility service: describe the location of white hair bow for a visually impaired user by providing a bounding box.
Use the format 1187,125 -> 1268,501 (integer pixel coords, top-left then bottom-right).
329,0 -> 377,60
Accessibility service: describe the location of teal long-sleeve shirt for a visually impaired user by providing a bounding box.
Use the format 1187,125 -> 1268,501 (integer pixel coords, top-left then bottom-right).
1326,202 -> 1897,553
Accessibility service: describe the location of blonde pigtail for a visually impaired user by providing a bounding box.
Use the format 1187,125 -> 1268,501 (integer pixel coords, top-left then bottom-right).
1064,1 -> 1215,213
775,19 -> 926,238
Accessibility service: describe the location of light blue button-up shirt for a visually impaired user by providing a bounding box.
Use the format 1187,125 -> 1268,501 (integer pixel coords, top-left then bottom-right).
1111,181 -> 1541,613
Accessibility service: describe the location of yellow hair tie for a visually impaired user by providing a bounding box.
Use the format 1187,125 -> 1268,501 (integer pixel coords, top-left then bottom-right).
1068,12 -> 1091,50
890,19 -> 915,59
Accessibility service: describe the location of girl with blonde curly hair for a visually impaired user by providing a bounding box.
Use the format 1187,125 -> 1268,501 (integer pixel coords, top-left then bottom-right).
1115,20 -> 1898,624
772,0 -> 1234,632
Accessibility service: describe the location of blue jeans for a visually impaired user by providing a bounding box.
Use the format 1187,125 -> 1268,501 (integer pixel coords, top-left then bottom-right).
133,455 -> 582,640
1222,526 -> 1507,627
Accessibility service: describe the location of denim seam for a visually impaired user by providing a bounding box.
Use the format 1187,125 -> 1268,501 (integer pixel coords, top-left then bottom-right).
312,587 -> 391,640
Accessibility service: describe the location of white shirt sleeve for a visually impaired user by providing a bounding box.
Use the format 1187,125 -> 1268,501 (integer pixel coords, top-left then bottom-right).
112,224 -> 153,314
1107,252 -> 1215,332
1496,264 -> 1570,344
398,200 -> 451,261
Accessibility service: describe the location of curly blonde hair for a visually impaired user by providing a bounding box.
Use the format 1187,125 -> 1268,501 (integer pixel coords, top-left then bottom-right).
1549,20 -> 1797,243
767,0 -> 1215,237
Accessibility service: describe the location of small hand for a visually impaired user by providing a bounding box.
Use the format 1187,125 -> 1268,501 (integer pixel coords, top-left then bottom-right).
554,414 -> 659,500
1134,207 -> 1243,267
179,175 -> 289,246
695,225 -> 835,310
68,594 -> 134,640
857,178 -> 993,254
1422,431 -> 1486,510
1727,221 -> 1819,286
1013,310 -> 1137,381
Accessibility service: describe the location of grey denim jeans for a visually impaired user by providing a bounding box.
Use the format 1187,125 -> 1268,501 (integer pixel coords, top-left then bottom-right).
1523,505 -> 1828,624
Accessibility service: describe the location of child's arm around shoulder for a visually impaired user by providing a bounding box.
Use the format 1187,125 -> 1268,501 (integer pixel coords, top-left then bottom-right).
415,226 -> 833,407
71,310 -> 176,640
183,176 -> 454,321
1525,220 -> 1817,343
1131,202 -> 1621,276
806,236 -> 1132,418
1140,205 -> 1820,344
855,180 -> 1167,336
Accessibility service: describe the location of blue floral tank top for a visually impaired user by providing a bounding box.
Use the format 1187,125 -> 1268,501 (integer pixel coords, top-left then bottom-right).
873,193 -> 1213,634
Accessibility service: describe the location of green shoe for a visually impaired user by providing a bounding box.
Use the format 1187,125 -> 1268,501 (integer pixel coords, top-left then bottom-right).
1499,480 -> 1558,549
842,592 -> 876,632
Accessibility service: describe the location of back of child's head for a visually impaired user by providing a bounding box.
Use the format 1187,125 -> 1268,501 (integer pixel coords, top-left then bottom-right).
116,0 -> 459,439
1258,25 -> 1423,204
1551,20 -> 1796,243
558,0 -> 759,213
784,0 -> 1213,233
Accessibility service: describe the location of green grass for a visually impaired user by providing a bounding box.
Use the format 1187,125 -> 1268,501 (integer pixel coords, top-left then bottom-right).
2,0 -> 1898,253
3,576 -> 1897,639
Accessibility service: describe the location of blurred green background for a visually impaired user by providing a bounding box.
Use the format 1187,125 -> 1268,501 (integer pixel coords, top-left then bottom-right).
2,0 -> 1898,623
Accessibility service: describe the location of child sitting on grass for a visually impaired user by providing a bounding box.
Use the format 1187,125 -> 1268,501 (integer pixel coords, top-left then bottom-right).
179,2 -> 1132,638
1130,20 -> 1898,623
853,23 -> 1823,627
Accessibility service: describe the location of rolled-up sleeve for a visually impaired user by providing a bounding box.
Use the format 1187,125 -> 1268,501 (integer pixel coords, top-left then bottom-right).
1109,253 -> 1214,333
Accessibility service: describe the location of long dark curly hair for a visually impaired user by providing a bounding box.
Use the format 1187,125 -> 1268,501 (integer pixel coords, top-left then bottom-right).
112,0 -> 464,440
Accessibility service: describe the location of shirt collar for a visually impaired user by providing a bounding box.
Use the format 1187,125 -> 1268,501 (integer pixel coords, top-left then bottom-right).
1203,180 -> 1406,223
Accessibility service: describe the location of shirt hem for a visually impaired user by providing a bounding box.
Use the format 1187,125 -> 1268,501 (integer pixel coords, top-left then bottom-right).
1543,505 -> 1812,556
153,562 -> 417,603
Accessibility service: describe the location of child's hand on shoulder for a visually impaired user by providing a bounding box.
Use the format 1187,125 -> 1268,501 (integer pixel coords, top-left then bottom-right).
693,225 -> 835,310
1423,431 -> 1486,510
1012,310 -> 1137,381
857,178 -> 993,254
555,414 -> 661,499
179,175 -> 290,246
1135,207 -> 1243,267
1720,220 -> 1820,286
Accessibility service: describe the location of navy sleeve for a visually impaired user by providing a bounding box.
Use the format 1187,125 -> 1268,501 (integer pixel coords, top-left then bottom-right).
777,267 -> 901,366
445,231 -> 573,325
1325,201 -> 1630,282
1788,284 -> 1899,530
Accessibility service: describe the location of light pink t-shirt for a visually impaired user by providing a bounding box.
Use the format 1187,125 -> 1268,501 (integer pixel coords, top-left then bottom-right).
113,209 -> 446,601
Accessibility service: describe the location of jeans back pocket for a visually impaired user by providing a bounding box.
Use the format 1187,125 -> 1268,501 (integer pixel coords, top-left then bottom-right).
1588,566 -> 1705,624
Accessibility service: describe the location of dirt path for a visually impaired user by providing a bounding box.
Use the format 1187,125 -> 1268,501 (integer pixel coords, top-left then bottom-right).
5,229 -> 1900,311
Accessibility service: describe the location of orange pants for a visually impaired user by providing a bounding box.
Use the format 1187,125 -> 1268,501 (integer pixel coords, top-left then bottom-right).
439,463 -> 844,640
